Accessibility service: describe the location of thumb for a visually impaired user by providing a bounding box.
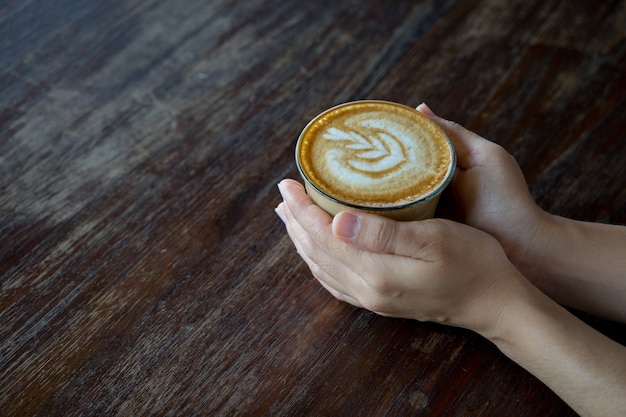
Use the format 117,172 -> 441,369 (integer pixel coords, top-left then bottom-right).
332,210 -> 437,257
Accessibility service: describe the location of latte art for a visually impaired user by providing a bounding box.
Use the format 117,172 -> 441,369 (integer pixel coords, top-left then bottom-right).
296,101 -> 455,212
324,125 -> 408,176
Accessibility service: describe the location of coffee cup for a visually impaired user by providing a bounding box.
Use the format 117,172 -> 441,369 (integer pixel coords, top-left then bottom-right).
295,100 -> 455,221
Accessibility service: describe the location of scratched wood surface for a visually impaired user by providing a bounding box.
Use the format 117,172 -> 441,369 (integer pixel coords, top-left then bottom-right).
1,0 -> 625,416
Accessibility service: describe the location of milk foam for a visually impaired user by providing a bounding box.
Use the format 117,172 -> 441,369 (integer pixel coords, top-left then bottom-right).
298,101 -> 453,208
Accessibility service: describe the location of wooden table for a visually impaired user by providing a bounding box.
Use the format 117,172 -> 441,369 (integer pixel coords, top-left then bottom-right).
2,1 -> 625,415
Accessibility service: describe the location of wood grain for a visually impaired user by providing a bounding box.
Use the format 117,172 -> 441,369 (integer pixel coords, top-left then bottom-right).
1,0 -> 624,415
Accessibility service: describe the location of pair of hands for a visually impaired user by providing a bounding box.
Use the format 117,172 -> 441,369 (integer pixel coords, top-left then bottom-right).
275,103 -> 548,334
277,106 -> 626,416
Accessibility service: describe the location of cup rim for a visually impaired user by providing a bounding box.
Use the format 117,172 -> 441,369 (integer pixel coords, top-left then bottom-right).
295,100 -> 457,212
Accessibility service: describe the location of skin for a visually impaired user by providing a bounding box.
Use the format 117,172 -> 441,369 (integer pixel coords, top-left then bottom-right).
275,104 -> 626,417
426,105 -> 626,323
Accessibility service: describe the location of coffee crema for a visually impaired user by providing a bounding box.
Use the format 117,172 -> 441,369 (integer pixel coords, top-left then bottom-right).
296,101 -> 455,211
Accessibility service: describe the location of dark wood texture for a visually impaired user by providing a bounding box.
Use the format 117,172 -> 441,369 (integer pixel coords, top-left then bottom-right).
1,1 -> 625,416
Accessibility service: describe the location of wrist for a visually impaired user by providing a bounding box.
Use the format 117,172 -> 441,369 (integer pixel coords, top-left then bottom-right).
509,210 -> 562,285
515,214 -> 626,322
468,265 -> 536,342
483,277 -> 556,356
482,278 -> 626,417
474,268 -> 541,345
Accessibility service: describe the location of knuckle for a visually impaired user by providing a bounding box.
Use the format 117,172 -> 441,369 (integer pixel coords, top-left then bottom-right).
360,294 -> 391,315
298,232 -> 317,254
348,258 -> 400,316
362,270 -> 396,296
444,120 -> 463,131
372,218 -> 397,254
305,217 -> 326,243
420,219 -> 456,258
369,275 -> 392,294
480,141 -> 509,163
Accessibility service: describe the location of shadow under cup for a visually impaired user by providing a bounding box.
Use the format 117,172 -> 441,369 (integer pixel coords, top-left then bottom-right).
295,101 -> 456,221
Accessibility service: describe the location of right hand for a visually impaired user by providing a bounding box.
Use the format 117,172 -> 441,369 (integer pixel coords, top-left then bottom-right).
276,179 -> 526,334
416,104 -> 551,273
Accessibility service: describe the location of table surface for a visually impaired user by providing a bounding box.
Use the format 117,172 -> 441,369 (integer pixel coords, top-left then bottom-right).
2,1 -> 625,416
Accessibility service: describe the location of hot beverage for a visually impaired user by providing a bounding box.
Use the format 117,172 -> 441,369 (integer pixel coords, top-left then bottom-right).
296,100 -> 455,220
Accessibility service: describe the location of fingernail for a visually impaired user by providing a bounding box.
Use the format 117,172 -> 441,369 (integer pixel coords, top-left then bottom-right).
274,202 -> 287,223
277,181 -> 291,204
334,212 -> 361,239
417,102 -> 436,117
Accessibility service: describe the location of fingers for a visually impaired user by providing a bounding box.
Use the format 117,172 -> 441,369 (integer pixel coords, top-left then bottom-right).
332,210 -> 403,256
317,279 -> 364,308
277,179 -> 333,238
416,103 -> 500,171
277,178 -> 447,263
275,180 -> 425,308
332,209 -> 445,262
275,183 -> 366,305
